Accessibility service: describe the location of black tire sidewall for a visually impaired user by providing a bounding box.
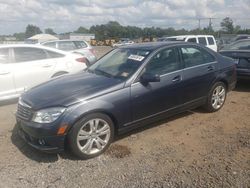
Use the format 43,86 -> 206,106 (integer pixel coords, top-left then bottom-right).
68,113 -> 114,159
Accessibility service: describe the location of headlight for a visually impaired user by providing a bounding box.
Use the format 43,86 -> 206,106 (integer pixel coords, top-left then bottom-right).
32,107 -> 66,123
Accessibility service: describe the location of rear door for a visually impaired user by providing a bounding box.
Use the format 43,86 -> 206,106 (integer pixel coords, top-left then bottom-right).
130,47 -> 183,121
180,46 -> 217,103
0,48 -> 16,100
12,47 -> 56,94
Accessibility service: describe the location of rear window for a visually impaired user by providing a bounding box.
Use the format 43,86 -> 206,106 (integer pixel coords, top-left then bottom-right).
187,38 -> 197,43
74,41 -> 87,49
45,50 -> 65,58
14,47 -> 47,62
226,40 -> 250,50
58,41 -> 76,51
198,37 -> 207,45
207,37 -> 215,45
0,48 -> 9,64
43,42 -> 56,48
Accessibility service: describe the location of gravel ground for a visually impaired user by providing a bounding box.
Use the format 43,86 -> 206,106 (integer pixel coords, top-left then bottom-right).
0,46 -> 249,188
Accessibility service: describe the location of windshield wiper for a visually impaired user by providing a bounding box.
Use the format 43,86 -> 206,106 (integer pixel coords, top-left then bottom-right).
94,68 -> 114,78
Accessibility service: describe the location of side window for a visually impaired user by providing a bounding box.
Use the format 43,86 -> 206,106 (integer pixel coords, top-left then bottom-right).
0,48 -> 9,64
14,47 -> 47,62
43,42 -> 56,48
187,38 -> 197,43
46,50 -> 65,58
74,41 -> 87,49
207,37 -> 215,45
145,48 -> 180,75
198,37 -> 207,46
181,47 -> 215,68
58,41 -> 76,51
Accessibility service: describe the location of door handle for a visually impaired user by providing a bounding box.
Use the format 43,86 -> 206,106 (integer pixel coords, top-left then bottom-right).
0,71 -> 10,75
172,75 -> 181,82
207,65 -> 214,71
42,64 -> 52,68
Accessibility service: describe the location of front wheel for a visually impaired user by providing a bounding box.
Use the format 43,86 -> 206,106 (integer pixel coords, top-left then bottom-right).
204,82 -> 227,112
68,113 -> 114,159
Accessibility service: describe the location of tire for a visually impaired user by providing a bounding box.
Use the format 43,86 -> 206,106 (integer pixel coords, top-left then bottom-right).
68,113 -> 114,159
204,82 -> 227,112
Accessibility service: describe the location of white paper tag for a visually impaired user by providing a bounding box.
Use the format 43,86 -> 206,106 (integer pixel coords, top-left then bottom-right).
128,54 -> 145,61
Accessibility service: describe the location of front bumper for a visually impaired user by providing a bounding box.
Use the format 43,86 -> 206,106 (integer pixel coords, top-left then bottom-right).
16,118 -> 65,153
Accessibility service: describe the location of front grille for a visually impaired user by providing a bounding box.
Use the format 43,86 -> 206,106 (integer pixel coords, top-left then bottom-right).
17,102 -> 33,121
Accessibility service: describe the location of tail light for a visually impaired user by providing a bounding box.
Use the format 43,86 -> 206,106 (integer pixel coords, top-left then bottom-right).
89,48 -> 96,55
76,57 -> 87,63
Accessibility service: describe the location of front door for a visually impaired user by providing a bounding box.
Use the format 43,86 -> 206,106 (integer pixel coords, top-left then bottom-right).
131,47 -> 183,122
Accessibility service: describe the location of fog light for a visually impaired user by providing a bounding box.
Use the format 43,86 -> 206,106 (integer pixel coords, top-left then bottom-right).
38,139 -> 46,146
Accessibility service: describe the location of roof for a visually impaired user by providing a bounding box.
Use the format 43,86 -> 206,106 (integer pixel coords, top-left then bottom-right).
28,34 -> 58,40
120,41 -> 184,50
166,35 -> 214,39
0,44 -> 68,54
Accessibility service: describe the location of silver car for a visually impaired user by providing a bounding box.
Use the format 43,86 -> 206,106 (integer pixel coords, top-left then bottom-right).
41,40 -> 97,66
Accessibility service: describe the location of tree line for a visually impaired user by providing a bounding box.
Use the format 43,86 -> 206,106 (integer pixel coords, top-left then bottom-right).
10,17 -> 250,41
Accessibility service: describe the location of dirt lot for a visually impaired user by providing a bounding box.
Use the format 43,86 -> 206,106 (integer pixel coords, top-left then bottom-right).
0,46 -> 249,188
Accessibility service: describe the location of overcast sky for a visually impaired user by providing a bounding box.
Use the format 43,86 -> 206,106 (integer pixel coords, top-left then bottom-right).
0,0 -> 250,35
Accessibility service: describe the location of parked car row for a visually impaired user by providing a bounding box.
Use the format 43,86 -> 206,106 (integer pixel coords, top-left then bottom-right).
15,41 -> 237,159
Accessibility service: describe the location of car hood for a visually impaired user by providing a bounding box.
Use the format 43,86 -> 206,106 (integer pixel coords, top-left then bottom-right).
21,72 -> 124,110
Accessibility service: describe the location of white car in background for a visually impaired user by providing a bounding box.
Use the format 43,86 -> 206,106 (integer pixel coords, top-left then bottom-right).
0,44 -> 87,101
41,40 -> 97,66
164,35 -> 218,51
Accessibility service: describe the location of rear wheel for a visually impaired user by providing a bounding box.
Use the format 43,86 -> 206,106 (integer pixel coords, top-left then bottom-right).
68,113 -> 114,159
204,82 -> 227,112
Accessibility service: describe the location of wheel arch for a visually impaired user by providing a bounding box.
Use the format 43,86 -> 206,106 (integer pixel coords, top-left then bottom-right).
67,109 -> 119,135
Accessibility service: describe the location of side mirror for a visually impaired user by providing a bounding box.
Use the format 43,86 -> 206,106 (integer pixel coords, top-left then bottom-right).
140,73 -> 160,83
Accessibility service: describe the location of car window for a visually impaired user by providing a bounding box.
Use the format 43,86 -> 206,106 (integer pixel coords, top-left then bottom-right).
207,37 -> 215,45
74,41 -> 87,49
43,42 -> 56,48
145,48 -> 180,75
14,47 -> 47,63
0,48 -> 9,64
187,38 -> 197,43
58,41 -> 76,51
45,50 -> 65,58
227,40 -> 250,50
198,37 -> 207,45
181,47 -> 215,68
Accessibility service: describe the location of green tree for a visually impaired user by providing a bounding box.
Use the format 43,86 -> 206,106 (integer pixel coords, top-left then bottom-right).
220,17 -> 234,33
13,32 -> 25,41
44,28 -> 56,35
25,24 -> 42,38
75,26 -> 89,33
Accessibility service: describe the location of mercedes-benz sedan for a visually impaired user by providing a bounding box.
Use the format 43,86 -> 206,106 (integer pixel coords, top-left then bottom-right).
16,42 -> 236,159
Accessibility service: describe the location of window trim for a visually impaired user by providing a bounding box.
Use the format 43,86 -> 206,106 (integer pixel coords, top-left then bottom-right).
132,46 -> 183,84
13,47 -> 48,63
178,45 -> 216,69
0,47 -> 11,64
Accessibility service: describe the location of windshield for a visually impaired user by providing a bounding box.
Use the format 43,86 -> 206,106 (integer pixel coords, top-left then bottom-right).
88,48 -> 151,80
223,40 -> 250,50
